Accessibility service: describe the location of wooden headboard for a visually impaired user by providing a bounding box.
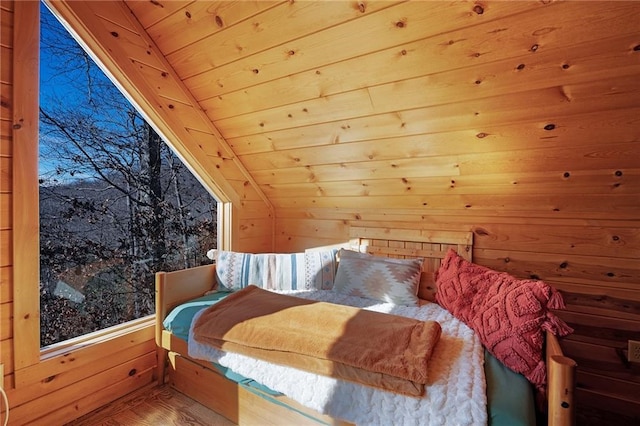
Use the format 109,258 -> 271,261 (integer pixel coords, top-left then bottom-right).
348,226 -> 473,301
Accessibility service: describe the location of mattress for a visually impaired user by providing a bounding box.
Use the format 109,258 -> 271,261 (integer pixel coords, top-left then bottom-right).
164,290 -> 535,426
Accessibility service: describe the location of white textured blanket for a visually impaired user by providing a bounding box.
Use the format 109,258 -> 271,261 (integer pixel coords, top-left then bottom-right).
189,290 -> 487,426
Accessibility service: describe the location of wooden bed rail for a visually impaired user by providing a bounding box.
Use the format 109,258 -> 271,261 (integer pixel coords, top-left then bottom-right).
546,331 -> 577,426
155,264 -> 217,383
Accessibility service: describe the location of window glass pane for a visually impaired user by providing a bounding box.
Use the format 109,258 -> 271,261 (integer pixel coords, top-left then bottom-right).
38,3 -> 218,348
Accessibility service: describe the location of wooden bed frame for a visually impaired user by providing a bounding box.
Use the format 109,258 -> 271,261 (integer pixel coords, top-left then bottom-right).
155,227 -> 576,426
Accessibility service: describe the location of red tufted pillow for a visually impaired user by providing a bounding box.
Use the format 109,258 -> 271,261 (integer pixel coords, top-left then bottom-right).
435,249 -> 573,400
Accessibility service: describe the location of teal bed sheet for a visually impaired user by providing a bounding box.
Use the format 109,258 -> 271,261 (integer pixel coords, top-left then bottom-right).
163,290 -> 280,396
164,291 -> 536,426
484,349 -> 536,426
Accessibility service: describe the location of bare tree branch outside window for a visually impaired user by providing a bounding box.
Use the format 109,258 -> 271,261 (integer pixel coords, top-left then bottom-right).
39,4 -> 217,347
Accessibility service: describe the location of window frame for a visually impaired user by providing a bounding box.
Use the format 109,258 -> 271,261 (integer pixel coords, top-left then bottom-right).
13,0 -> 41,371
12,0 -> 231,382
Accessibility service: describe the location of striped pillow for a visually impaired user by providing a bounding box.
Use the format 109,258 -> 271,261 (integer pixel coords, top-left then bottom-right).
211,250 -> 337,291
333,249 -> 423,306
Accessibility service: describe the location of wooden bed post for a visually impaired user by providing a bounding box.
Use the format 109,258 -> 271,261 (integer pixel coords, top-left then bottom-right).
155,264 -> 218,385
548,355 -> 577,426
546,332 -> 577,426
155,271 -> 168,384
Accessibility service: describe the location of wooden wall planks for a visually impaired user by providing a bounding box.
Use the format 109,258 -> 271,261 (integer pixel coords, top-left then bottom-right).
10,357 -> 156,425
0,0 -> 13,400
183,1 -> 544,98
2,0 -> 639,423
140,1 -> 279,55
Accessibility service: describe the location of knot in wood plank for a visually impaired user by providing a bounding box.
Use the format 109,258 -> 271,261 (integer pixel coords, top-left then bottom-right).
473,4 -> 484,15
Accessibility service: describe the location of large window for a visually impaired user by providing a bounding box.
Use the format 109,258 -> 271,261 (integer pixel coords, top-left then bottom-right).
38,3 -> 218,347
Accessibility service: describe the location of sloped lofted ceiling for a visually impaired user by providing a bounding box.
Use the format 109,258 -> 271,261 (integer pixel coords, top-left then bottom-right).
49,0 -> 640,216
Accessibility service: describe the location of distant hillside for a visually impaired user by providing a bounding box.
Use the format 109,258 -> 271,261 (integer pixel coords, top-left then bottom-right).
40,165 -> 217,259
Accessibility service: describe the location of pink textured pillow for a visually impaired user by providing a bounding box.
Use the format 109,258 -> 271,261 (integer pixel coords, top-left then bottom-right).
433,248 -> 493,322
435,249 -> 573,399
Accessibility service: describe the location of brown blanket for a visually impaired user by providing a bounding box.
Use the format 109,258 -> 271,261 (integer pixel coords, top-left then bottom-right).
191,285 -> 442,396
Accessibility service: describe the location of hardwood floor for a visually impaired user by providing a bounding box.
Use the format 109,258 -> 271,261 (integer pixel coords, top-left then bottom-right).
65,384 -> 235,426
65,382 -> 640,426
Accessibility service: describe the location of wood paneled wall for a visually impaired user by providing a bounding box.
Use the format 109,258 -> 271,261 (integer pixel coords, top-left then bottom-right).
0,0 -> 15,397
1,0 -> 639,424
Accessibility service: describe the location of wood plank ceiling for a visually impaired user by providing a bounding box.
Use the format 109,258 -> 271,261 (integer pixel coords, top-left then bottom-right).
116,0 -> 640,216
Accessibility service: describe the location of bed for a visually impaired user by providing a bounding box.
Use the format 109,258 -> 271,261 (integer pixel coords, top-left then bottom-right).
155,227 -> 576,426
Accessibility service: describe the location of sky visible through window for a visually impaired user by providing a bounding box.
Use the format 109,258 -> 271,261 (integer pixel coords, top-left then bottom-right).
39,4 -> 75,177
39,2 -> 118,182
